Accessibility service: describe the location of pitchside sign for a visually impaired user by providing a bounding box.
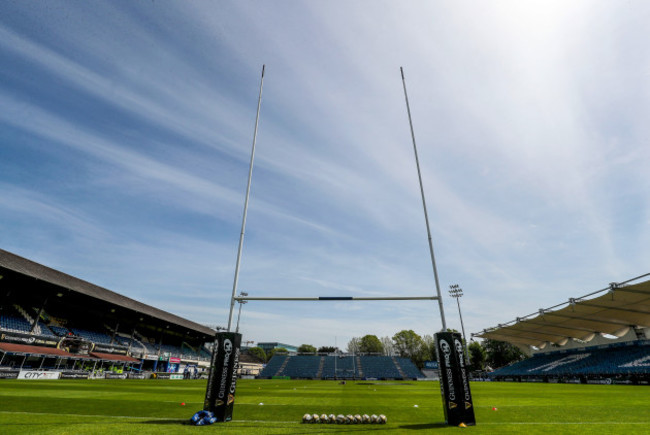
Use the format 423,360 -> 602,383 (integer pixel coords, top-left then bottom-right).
204,332 -> 241,422
434,331 -> 476,426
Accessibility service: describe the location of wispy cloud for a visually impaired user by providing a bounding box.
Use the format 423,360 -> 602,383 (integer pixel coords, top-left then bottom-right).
1,1 -> 649,348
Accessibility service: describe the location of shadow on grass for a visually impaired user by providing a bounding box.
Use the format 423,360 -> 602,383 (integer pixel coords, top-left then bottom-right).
267,428 -> 388,434
399,422 -> 449,430
140,419 -> 192,425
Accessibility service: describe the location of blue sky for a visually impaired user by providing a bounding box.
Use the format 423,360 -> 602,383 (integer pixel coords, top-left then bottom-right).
1,1 -> 649,349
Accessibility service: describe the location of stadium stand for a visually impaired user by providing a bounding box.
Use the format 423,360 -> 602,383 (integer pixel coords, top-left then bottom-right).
35,322 -> 56,337
0,248 -> 215,375
264,354 -> 289,377
49,325 -> 72,337
259,355 -> 425,380
282,355 -> 321,378
112,334 -> 132,347
70,328 -> 113,344
490,340 -> 650,383
357,356 -> 400,379
396,357 -> 424,379
159,343 -> 182,358
0,313 -> 32,333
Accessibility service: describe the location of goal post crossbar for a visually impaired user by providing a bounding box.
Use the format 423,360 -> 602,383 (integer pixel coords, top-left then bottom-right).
234,296 -> 439,301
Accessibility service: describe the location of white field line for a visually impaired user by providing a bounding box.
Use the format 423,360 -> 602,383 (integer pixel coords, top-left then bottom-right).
1,411 -> 648,426
0,411 -> 298,424
479,422 -> 650,425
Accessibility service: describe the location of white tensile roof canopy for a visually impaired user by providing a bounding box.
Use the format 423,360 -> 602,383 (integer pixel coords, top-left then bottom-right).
475,275 -> 650,349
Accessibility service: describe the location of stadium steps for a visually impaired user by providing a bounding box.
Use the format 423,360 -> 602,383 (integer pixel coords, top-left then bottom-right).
392,357 -> 407,378
316,356 -> 325,379
275,357 -> 290,377
36,322 -> 57,337
14,304 -> 38,334
128,338 -> 148,356
113,333 -> 133,347
356,356 -> 364,377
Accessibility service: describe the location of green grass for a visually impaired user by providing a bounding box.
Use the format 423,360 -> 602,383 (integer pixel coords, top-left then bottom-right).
0,379 -> 648,434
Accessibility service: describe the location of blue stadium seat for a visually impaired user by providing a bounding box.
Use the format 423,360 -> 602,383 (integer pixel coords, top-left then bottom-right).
490,341 -> 650,378
258,355 -> 425,380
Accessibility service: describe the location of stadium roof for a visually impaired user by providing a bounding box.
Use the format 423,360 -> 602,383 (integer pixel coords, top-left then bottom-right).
474,274 -> 650,349
0,342 -> 93,358
0,249 -> 215,337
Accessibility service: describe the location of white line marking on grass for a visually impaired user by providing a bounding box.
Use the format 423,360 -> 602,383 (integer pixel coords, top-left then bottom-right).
0,411 -> 170,420
3,411 -> 646,426
480,422 -> 650,425
0,411 -> 299,424
162,401 -> 203,403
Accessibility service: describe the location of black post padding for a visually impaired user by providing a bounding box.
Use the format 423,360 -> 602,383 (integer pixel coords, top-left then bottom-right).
204,332 -> 242,422
435,331 -> 476,426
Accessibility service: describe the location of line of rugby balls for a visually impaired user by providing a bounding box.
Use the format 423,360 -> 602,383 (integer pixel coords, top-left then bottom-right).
302,413 -> 387,424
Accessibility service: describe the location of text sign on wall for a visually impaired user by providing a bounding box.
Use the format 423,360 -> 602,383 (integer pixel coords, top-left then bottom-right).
18,370 -> 61,380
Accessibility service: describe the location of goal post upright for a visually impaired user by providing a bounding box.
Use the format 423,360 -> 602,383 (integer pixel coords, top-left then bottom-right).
400,67 -> 476,426
400,67 -> 447,331
202,65 -> 264,425
227,64 -> 266,333
202,66 -> 475,426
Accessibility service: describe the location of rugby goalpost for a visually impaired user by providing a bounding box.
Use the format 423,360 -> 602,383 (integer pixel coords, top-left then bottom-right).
199,66 -> 475,427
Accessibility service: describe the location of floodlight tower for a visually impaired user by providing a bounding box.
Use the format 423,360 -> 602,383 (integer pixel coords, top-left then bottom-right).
449,284 -> 469,364
235,292 -> 248,333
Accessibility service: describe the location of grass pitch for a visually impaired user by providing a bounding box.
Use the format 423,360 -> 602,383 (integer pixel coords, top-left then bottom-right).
0,379 -> 648,434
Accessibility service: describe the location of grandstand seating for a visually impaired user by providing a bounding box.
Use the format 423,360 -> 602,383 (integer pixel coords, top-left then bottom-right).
180,346 -> 201,360
490,340 -> 650,379
49,325 -> 71,336
259,355 -> 425,379
70,328 -> 113,344
396,357 -> 424,379
0,314 -> 32,333
360,356 -> 401,379
159,344 -> 181,358
282,355 -> 321,378
140,341 -> 159,355
200,347 -> 212,359
261,354 -> 288,377
113,335 -> 132,347
36,322 -> 57,337
320,355 -> 337,379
